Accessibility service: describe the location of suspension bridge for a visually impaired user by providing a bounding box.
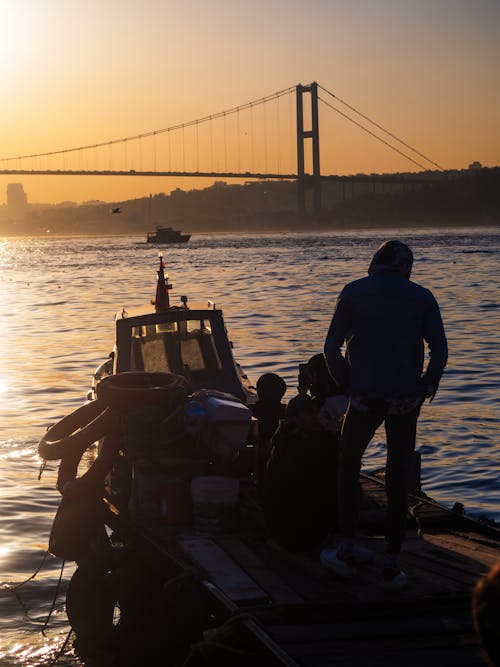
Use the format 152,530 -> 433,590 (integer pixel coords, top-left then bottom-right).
0,82 -> 443,217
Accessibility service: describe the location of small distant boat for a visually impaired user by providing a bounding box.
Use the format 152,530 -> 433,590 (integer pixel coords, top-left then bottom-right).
146,226 -> 190,244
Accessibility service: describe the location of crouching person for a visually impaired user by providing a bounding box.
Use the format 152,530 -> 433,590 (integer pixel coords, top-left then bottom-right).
263,394 -> 338,554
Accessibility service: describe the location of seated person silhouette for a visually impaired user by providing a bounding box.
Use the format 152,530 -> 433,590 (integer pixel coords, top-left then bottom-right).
251,373 -> 287,490
299,354 -> 348,434
263,394 -> 337,554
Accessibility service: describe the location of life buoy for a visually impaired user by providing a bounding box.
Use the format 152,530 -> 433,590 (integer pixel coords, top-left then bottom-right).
38,401 -> 113,461
96,371 -> 189,413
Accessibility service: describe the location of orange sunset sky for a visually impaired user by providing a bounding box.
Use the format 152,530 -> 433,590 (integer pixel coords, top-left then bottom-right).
0,0 -> 499,204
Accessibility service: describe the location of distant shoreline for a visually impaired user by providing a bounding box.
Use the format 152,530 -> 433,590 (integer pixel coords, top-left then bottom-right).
2,167 -> 499,236
1,166 -> 499,233
1,220 -> 498,240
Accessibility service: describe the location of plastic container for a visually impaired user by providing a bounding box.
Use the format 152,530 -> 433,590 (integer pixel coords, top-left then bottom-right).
204,397 -> 251,448
191,476 -> 239,534
205,397 -> 250,421
184,400 -> 207,435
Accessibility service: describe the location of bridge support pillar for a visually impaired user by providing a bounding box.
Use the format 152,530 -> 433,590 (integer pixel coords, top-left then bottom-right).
296,82 -> 321,219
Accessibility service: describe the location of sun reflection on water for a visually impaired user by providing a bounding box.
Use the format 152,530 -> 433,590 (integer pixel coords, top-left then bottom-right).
0,544 -> 11,564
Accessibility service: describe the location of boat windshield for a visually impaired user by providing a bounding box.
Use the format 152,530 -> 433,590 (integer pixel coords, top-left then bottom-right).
129,319 -> 222,376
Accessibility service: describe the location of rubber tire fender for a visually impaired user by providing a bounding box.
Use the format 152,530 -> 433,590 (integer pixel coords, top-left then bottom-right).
38,401 -> 113,461
96,371 -> 189,413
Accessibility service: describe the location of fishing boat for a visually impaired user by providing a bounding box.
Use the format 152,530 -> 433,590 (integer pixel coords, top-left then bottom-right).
146,226 -> 191,244
38,258 -> 500,667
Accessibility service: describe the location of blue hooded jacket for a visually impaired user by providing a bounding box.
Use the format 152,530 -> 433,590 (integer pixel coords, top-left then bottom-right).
324,241 -> 448,399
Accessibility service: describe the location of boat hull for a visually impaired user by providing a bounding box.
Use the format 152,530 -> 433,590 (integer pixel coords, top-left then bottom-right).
146,235 -> 190,244
146,226 -> 190,243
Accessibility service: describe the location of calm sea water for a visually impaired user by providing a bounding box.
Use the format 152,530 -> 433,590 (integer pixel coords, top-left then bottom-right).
0,228 -> 498,665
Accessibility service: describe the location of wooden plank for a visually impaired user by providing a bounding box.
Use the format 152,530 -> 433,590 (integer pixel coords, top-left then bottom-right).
400,535 -> 495,587
288,641 -> 484,667
385,534 -> 488,592
179,537 -> 269,605
423,532 -> 500,568
251,540 -> 356,604
257,534 -> 461,602
266,612 -> 475,643
272,617 -> 484,666
216,536 -> 304,606
239,618 -> 302,667
200,581 -> 301,667
200,576 -> 484,667
398,553 -> 472,593
411,552 -> 490,581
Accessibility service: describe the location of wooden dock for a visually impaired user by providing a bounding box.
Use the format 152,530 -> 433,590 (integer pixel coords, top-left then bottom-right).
119,472 -> 499,667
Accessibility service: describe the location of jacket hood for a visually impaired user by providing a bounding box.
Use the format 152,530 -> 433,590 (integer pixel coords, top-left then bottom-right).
368,240 -> 413,278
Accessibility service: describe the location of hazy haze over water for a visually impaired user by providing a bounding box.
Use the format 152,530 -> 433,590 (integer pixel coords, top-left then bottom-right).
0,227 -> 498,665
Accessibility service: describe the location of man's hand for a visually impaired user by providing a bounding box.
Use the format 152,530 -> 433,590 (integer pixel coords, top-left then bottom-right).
423,384 -> 437,402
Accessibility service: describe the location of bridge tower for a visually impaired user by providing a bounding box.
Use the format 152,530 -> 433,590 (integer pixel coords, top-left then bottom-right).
296,82 -> 321,218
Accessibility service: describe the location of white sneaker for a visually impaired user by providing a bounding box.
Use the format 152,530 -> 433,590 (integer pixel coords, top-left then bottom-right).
320,547 -> 356,579
382,567 -> 407,591
350,544 -> 373,564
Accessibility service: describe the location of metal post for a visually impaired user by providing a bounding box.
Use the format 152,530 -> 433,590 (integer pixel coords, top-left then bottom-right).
296,84 -> 305,217
310,81 -> 321,217
296,82 -> 321,219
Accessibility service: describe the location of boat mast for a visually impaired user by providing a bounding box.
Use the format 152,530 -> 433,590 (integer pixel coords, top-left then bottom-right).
154,253 -> 171,311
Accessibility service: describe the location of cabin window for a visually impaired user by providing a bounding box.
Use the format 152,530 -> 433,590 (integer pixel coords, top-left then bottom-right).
132,323 -> 178,338
180,338 -> 205,370
128,318 -> 221,375
132,337 -> 174,372
156,322 -> 178,334
180,320 -> 221,373
131,325 -> 147,338
186,319 -> 212,335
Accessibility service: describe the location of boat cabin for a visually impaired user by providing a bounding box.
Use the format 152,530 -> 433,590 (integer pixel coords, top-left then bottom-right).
113,307 -> 255,404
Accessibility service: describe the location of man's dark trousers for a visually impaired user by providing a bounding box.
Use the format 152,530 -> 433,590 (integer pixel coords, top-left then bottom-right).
338,400 -> 421,555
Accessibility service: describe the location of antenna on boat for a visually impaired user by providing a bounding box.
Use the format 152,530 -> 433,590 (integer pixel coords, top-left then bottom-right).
154,253 -> 172,312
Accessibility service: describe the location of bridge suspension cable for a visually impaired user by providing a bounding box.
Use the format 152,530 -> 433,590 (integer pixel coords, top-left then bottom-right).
319,96 -> 427,170
1,81 -> 444,178
318,84 -> 443,171
0,86 -> 296,164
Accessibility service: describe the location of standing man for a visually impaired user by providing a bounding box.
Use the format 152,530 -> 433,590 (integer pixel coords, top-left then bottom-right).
321,240 -> 448,589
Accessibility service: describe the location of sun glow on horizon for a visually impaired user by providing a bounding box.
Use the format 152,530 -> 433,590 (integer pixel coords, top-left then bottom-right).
0,3 -> 40,73
0,0 -> 498,204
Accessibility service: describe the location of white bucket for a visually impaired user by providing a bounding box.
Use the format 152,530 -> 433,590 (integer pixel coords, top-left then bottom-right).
191,476 -> 239,534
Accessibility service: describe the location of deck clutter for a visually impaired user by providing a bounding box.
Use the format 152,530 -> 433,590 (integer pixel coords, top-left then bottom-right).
38,256 -> 499,666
